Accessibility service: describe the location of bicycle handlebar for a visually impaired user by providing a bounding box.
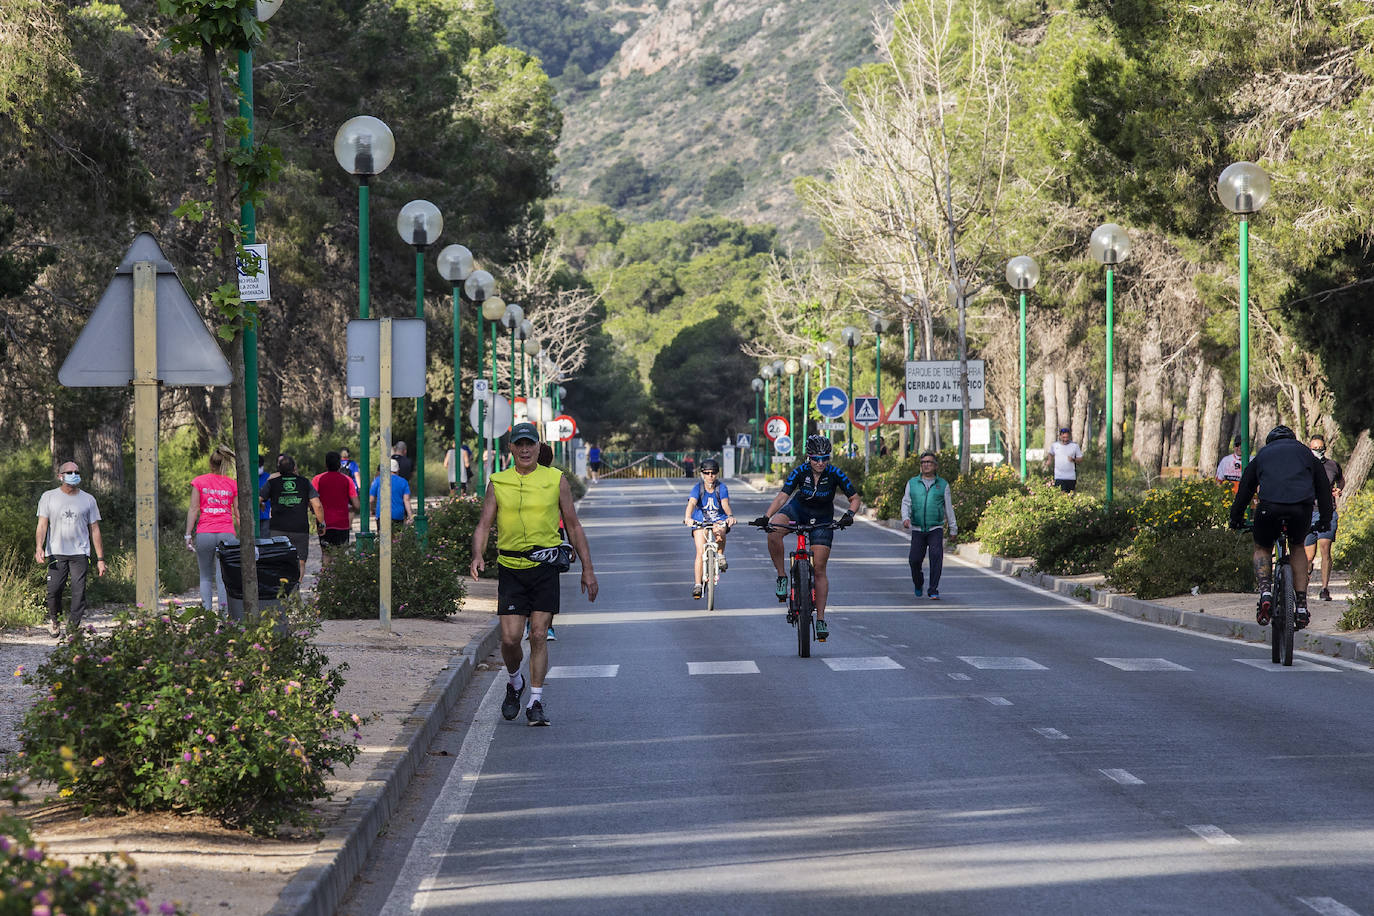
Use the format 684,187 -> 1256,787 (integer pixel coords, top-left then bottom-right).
748,518 -> 847,533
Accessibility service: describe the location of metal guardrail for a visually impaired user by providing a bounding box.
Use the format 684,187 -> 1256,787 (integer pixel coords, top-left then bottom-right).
599,451 -> 723,479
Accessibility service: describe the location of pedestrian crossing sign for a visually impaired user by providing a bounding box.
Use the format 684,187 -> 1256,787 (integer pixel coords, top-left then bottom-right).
852,396 -> 882,429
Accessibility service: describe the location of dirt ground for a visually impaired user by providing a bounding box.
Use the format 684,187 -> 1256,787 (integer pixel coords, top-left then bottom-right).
9,568 -> 497,915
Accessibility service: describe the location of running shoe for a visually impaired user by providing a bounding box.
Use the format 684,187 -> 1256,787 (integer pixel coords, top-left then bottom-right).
526,700 -> 550,726
1295,601 -> 1311,630
815,619 -> 828,641
502,676 -> 526,721
693,584 -> 703,600
1320,587 -> 1332,601
775,575 -> 788,602
928,589 -> 940,600
546,626 -> 557,641
913,585 -> 923,598
1256,590 -> 1273,627
47,618 -> 60,638
718,554 -> 728,571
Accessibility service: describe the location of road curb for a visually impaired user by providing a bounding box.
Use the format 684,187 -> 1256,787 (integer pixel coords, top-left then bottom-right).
269,618 -> 502,916
953,544 -> 1373,665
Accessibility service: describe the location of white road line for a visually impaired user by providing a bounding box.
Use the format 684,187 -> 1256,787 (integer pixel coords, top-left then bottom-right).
1096,657 -> 1191,671
1099,768 -> 1144,785
1299,897 -> 1366,916
894,644 -> 911,648
687,660 -> 760,675
545,664 -> 620,678
1233,658 -> 1338,672
921,656 -> 940,662
983,696 -> 1012,706
822,656 -> 905,671
948,673 -> 972,681
959,656 -> 1048,670
380,677 -> 504,916
1187,824 -> 1241,845
1033,727 -> 1069,740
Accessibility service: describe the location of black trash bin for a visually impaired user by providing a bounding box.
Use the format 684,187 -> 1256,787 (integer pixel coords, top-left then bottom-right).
216,537 -> 300,621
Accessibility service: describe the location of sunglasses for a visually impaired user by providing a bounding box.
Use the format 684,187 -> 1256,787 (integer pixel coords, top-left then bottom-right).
701,470 -> 717,475
808,455 -> 829,462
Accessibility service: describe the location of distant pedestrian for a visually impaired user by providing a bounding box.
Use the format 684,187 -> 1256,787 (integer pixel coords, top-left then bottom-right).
257,454 -> 271,532
444,442 -> 458,494
460,442 -> 473,494
1305,434 -> 1345,602
184,444 -> 239,614
262,455 -> 325,581
901,451 -> 957,601
587,443 -> 601,484
1045,427 -> 1083,492
369,458 -> 412,526
683,453 -> 695,478
339,447 -> 361,492
35,459 -> 107,638
1215,436 -> 1243,490
312,451 -> 360,567
391,440 -> 414,483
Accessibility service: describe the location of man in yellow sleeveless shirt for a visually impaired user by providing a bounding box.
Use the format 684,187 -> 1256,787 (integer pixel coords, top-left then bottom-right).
471,422 -> 598,726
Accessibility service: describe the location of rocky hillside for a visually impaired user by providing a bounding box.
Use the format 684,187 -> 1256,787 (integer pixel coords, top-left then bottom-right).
497,0 -> 879,241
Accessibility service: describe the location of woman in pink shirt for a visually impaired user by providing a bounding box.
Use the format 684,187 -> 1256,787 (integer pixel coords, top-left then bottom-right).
184,445 -> 240,613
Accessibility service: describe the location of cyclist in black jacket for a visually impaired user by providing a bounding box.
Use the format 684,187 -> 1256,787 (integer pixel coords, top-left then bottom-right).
1229,425 -> 1333,630
753,435 -> 861,642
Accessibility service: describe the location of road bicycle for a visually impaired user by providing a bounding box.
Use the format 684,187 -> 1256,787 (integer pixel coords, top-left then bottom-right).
750,518 -> 845,658
689,521 -> 727,611
1267,520 -> 1298,667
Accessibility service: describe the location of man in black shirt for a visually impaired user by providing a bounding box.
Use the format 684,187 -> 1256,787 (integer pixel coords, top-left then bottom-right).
391,440 -> 414,482
263,454 -> 325,580
1229,426 -> 1333,630
1304,434 -> 1345,601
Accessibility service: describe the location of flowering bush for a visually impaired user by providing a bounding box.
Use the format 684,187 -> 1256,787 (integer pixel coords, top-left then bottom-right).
1131,478 -> 1234,533
424,494 -> 494,574
978,486 -> 1136,574
313,528 -> 467,619
16,609 -> 361,835
1332,489 -> 1374,630
951,463 -> 1028,543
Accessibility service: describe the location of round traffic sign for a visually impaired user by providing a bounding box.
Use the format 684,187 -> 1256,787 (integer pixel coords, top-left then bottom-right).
775,434 -> 793,455
765,415 -> 789,441
815,386 -> 849,419
549,414 -> 577,442
469,393 -> 512,438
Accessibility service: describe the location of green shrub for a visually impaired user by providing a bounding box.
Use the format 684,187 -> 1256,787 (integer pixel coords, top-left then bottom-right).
1131,477 -> 1234,533
1106,528 -> 1253,599
951,463 -> 1028,542
978,486 -> 1135,574
313,528 -> 467,619
16,608 -> 361,835
1,773 -> 190,914
1334,489 -> 1374,630
0,550 -> 42,629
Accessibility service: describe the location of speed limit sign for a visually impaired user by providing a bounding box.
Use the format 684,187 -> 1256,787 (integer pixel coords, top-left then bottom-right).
765,415 -> 789,441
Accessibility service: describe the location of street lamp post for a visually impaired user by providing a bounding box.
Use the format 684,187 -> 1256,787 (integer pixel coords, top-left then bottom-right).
1089,223 -> 1132,504
519,319 -> 535,401
818,341 -> 837,392
870,315 -> 890,458
333,115 -> 395,546
841,326 -> 861,454
1006,256 -> 1041,482
784,358 -> 800,459
800,354 -> 817,442
501,304 -> 525,469
239,0 -> 283,537
1218,161 -> 1270,469
471,279 -> 501,483
397,200 -> 442,544
750,377 -> 763,472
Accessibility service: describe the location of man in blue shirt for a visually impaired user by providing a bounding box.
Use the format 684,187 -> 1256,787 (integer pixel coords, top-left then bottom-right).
369,459 -> 413,525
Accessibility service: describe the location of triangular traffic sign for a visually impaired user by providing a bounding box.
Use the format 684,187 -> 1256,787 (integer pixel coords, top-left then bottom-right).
884,394 -> 920,424
59,233 -> 232,388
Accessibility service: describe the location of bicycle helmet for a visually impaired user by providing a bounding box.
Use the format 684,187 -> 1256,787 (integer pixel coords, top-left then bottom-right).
805,434 -> 832,457
1266,425 -> 1296,444
699,458 -> 720,472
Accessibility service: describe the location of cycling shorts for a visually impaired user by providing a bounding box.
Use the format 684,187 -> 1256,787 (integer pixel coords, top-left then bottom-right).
1304,508 -> 1338,546
1253,501 -> 1312,551
777,500 -> 835,548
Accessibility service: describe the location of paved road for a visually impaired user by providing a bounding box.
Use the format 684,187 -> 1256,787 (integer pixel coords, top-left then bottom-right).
343,477 -> 1374,915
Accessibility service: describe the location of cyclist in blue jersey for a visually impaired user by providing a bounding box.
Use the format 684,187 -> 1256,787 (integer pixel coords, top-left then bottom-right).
682,458 -> 735,599
752,435 -> 859,641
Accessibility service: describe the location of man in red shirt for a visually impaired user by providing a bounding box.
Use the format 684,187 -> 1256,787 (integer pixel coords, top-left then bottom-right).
312,451 -> 360,566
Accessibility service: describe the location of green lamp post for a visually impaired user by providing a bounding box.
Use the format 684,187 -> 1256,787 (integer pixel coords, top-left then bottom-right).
1218,161 -> 1270,470
469,275 -> 500,484
500,303 -> 524,467
750,376 -> 764,472
841,326 -> 862,453
1006,255 -> 1041,481
333,114 -> 395,546
519,319 -> 535,401
239,0 -> 283,537
436,243 -> 474,497
818,340 -> 837,392
800,354 -> 817,442
396,199 -> 442,544
1089,223 -> 1132,504
784,358 -> 800,458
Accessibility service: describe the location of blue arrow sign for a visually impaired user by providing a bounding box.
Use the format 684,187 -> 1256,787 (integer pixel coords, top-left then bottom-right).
816,386 -> 849,419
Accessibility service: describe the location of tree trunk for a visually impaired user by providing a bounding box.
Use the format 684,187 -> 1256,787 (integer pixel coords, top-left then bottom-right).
1198,367 -> 1225,475
203,43 -> 258,620
1055,372 -> 1071,435
1071,382 -> 1089,450
90,406 -> 128,489
1340,429 -> 1374,509
1112,368 -> 1126,456
1042,370 -> 1057,457
1132,318 -> 1165,475
1181,356 -> 1204,469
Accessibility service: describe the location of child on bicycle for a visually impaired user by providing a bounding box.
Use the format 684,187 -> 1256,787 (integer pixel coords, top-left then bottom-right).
683,458 -> 734,599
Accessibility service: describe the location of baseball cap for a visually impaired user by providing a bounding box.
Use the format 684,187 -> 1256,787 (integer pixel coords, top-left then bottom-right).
510,422 -> 540,444
1232,436 -> 1243,447
1058,427 -> 1070,434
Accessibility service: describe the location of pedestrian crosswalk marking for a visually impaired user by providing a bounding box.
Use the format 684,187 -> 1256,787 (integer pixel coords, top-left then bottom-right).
1187,824 -> 1240,846
983,696 -> 1012,706
1099,768 -> 1144,785
1097,658 -> 1191,671
1234,658 -> 1338,672
959,656 -> 1048,670
822,656 -> 904,671
687,661 -> 759,675
948,673 -> 971,681
1298,897 -> 1364,916
545,665 -> 619,678
1034,727 -> 1069,740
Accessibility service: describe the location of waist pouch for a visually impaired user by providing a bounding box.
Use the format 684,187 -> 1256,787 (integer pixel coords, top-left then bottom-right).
499,544 -> 576,572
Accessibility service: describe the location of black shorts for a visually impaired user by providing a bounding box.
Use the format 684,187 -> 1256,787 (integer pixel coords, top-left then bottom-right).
589,461 -> 602,471
319,528 -> 349,548
777,500 -> 835,547
269,528 -> 310,564
1253,501 -> 1312,551
1054,478 -> 1077,493
497,563 -> 560,616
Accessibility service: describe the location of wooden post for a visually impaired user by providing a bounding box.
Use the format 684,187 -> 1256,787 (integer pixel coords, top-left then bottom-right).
378,318 -> 393,632
132,262 -> 160,613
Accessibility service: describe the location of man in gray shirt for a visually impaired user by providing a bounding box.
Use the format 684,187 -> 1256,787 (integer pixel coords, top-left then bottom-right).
35,459 -> 107,638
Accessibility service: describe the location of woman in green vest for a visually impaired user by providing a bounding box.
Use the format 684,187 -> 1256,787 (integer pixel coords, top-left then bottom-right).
900,451 -> 958,600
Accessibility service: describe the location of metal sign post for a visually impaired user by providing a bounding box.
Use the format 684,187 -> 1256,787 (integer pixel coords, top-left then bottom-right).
131,263 -> 159,611
379,318 -> 394,633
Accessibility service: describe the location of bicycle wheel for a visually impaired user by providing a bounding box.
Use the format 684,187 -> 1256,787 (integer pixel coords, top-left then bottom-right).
704,549 -> 717,612
1280,560 -> 1295,667
795,558 -> 814,658
1270,562 -> 1284,664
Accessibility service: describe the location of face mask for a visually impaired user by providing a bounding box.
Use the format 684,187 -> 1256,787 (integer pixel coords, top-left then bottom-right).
1313,448 -> 1326,459
62,473 -> 81,486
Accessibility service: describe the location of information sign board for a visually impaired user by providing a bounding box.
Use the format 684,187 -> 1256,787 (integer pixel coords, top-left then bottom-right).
904,360 -> 985,411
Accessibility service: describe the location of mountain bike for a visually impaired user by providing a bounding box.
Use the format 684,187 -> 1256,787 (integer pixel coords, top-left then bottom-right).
750,518 -> 845,658
690,521 -> 727,611
1268,521 -> 1297,667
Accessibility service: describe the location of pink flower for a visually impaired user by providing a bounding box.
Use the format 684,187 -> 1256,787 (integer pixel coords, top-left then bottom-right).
92,756 -> 106,767
206,734 -> 216,743
182,752 -> 192,761
179,778 -> 188,785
